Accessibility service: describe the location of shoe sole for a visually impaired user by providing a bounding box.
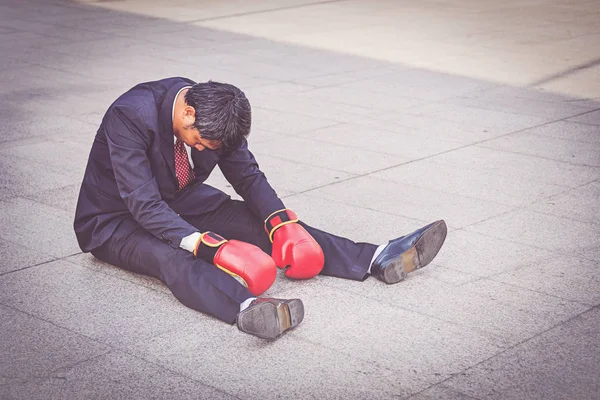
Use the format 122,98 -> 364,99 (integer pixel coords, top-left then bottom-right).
383,220 -> 448,284
237,299 -> 304,340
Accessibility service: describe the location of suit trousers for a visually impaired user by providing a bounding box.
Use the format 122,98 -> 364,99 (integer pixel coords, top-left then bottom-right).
91,199 -> 377,324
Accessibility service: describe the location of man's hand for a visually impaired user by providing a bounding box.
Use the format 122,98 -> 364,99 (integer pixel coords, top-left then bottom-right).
195,232 -> 276,296
265,209 -> 324,279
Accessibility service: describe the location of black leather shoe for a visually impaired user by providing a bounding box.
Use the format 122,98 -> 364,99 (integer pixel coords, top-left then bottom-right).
371,220 -> 447,284
236,297 -> 304,340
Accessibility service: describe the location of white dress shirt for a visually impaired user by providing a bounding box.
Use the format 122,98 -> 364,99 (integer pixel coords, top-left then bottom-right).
172,86 -> 201,253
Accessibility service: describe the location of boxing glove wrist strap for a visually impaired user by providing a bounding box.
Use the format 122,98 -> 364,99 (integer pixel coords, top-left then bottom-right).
264,209 -> 299,243
193,231 -> 228,258
194,231 -> 248,288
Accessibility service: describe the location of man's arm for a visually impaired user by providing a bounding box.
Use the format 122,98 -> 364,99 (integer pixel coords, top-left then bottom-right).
217,139 -> 285,221
105,105 -> 197,248
219,139 -> 324,279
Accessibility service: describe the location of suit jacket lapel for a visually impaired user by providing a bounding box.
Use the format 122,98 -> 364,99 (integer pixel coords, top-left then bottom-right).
158,81 -> 190,177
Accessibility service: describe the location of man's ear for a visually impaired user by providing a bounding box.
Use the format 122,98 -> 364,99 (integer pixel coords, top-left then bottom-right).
183,105 -> 196,119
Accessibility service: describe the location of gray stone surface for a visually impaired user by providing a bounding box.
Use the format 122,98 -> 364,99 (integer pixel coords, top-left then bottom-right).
342,69 -> 497,101
527,180 -> 600,225
287,285 -> 505,375
431,230 -> 554,277
2,0 -> 600,398
518,120 -> 600,144
567,109 -> 600,125
371,158 -> 567,207
0,304 -> 110,382
0,198 -> 81,257
308,176 -> 512,228
479,131 -> 600,166
1,351 -> 236,400
403,102 -> 550,134
465,208 -> 600,260
251,136 -> 404,174
444,308 -> 600,400
408,385 -> 481,400
323,273 -> 588,346
298,123 -> 463,159
429,146 -> 600,187
0,261 -> 201,348
490,256 -> 600,306
0,238 -> 55,275
127,296 -> 419,399
249,106 -> 340,135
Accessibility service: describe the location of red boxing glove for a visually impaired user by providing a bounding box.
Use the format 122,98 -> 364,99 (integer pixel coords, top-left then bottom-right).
195,232 -> 276,296
265,209 -> 324,280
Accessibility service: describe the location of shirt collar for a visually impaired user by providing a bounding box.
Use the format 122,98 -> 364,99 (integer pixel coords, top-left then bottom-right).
173,86 -> 192,144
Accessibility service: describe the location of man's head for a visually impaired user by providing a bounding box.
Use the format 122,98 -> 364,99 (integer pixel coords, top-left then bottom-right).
174,81 -> 251,153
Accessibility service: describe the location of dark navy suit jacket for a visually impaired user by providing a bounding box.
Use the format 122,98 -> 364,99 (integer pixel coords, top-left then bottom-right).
74,77 -> 284,252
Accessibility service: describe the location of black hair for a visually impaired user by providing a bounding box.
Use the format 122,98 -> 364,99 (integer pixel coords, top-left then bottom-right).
184,81 -> 251,153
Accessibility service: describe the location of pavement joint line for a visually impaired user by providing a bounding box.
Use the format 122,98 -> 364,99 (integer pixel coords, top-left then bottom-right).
62,255 -> 172,296
280,110 -> 587,202
184,0 -> 350,23
530,57 -> 600,87
318,279 -> 515,346
483,275 -> 600,308
0,258 -> 61,278
406,305 -> 600,398
474,142 -> 600,168
451,225 -> 600,267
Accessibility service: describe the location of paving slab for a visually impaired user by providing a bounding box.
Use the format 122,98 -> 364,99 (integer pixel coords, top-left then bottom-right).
23,183 -> 81,214
465,208 -> 600,260
355,112 -> 507,145
408,385 -> 481,400
431,230 -> 554,278
297,85 -> 426,112
341,69 -> 497,101
516,120 -> 600,144
0,238 -> 55,275
527,180 -> 600,225
251,136 -> 405,175
0,304 -> 110,383
0,198 -> 81,257
427,146 -> 600,188
490,255 -> 600,306
371,158 -> 567,207
286,284 -> 505,376
0,260 -> 201,348
403,102 -> 552,135
444,307 -> 600,400
307,176 -> 512,229
0,139 -> 89,176
298,123 -> 463,159
567,109 -> 600,125
126,291 -> 418,400
322,273 -> 588,346
479,130 -> 600,166
1,351 -> 236,400
282,192 -> 433,244
447,92 -> 595,119
248,106 -> 340,135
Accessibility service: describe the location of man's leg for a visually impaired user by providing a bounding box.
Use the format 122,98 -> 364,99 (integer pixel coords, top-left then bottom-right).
183,200 -> 377,281
91,218 -> 252,324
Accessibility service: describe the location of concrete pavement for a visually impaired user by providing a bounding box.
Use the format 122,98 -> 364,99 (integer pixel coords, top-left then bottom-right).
1,0 -> 599,399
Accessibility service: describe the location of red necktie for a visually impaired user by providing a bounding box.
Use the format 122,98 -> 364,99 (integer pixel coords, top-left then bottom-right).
174,139 -> 195,190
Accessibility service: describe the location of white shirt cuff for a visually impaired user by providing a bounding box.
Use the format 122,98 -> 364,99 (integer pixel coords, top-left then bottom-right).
180,232 -> 201,253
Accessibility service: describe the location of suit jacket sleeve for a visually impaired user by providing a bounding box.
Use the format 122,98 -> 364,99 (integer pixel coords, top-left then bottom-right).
218,139 -> 285,222
105,105 -> 197,247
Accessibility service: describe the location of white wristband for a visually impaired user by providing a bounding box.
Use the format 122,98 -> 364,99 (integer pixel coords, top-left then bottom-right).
180,232 -> 201,253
